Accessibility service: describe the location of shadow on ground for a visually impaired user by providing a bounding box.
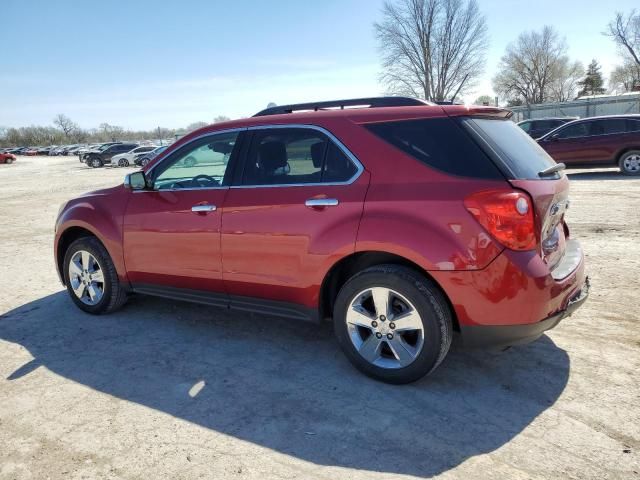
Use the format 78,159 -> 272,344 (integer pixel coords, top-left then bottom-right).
566,169 -> 632,181
0,292 -> 570,477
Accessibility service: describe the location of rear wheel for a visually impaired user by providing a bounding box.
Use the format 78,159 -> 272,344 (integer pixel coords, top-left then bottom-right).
118,158 -> 129,167
63,237 -> 127,314
619,150 -> 640,176
333,265 -> 452,384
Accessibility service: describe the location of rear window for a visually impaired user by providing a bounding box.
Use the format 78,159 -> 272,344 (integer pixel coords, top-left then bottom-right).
462,118 -> 557,180
364,117 -> 503,179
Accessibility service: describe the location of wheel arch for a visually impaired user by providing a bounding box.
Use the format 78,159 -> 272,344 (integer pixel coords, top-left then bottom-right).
319,251 -> 460,332
56,226 -> 103,285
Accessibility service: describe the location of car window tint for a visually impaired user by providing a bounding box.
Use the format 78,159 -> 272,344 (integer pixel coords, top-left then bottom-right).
602,119 -> 627,134
519,121 -> 531,132
627,120 -> 640,132
241,128 -> 358,185
365,117 -> 503,179
463,118 -> 556,180
556,122 -> 589,139
153,132 -> 239,190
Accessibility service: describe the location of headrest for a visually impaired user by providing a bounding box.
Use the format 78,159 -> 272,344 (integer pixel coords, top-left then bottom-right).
258,141 -> 287,172
310,141 -> 326,168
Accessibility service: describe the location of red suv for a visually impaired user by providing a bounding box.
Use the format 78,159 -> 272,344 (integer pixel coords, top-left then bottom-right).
54,97 -> 589,383
538,115 -> 640,175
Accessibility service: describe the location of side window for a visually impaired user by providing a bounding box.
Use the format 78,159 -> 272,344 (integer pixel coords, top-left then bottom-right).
152,131 -> 239,190
519,121 -> 531,133
365,117 -> 503,179
627,120 -> 640,132
556,122 -> 589,139
240,128 -> 358,186
602,119 -> 627,134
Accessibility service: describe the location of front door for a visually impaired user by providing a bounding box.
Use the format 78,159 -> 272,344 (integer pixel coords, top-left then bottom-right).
221,126 -> 369,312
123,130 -> 243,296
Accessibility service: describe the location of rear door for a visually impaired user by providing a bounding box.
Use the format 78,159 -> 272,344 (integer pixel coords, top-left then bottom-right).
221,126 -> 369,313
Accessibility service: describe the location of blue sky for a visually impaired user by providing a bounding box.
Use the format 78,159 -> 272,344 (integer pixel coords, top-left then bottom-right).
1,0 -> 636,129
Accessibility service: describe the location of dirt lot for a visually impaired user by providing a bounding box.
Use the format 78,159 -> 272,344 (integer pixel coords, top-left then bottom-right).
0,155 -> 639,480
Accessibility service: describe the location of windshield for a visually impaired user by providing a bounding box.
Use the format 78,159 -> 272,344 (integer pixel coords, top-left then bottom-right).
462,118 -> 558,180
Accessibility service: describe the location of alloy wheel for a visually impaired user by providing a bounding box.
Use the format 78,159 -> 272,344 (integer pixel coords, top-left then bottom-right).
68,250 -> 105,305
346,287 -> 425,369
623,153 -> 640,173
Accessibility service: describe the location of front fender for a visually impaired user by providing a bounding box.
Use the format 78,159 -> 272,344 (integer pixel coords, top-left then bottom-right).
55,187 -> 130,284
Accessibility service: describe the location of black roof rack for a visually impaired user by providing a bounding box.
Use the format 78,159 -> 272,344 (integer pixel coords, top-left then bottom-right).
253,96 -> 429,117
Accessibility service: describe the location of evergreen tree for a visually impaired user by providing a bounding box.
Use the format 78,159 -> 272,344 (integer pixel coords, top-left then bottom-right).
578,60 -> 606,97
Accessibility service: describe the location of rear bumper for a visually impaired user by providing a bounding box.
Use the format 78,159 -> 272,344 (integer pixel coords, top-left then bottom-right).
460,276 -> 589,348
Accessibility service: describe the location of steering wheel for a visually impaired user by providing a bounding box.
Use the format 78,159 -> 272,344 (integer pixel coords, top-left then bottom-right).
192,174 -> 219,187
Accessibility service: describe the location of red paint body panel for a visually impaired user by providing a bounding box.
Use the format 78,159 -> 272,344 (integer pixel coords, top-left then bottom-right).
54,102 -> 588,344
122,189 -> 228,292
432,247 -> 586,327
54,186 -> 129,283
221,172 -> 370,308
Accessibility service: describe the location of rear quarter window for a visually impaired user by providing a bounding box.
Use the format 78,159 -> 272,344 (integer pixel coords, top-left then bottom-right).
462,118 -> 558,180
364,117 -> 503,179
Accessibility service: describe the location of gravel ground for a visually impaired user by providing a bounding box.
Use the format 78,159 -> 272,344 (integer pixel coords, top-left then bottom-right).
0,155 -> 639,480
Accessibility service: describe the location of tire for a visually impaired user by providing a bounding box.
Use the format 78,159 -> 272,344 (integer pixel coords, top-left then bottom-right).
333,265 -> 452,384
90,157 -> 103,168
141,158 -> 150,167
63,236 -> 127,314
619,150 -> 640,176
183,156 -> 196,168
118,158 -> 129,167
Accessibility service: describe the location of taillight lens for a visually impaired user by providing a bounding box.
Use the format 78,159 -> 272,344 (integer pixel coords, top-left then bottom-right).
464,190 -> 537,251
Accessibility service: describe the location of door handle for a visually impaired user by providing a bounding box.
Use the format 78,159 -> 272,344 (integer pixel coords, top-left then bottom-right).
191,204 -> 217,213
305,198 -> 339,208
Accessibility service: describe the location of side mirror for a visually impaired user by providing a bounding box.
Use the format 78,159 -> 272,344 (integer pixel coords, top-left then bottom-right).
124,171 -> 148,190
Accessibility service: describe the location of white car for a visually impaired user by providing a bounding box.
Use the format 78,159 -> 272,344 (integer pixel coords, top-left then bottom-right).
109,145 -> 157,167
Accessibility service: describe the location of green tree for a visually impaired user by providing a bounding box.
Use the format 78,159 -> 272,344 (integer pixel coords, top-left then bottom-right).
577,60 -> 606,97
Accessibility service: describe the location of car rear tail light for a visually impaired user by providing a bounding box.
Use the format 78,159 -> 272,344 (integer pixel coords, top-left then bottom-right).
464,190 -> 537,251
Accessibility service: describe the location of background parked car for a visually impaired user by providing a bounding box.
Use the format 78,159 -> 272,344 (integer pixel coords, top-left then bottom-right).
517,117 -> 578,139
79,143 -> 122,163
84,143 -> 139,168
135,145 -> 168,166
110,145 -> 157,167
0,151 -> 17,164
24,147 -> 40,156
538,115 -> 640,175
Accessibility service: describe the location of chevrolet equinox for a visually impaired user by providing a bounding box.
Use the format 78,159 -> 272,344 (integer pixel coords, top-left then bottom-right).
54,97 -> 589,383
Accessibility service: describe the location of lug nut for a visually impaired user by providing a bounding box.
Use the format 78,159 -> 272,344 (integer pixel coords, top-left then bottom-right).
380,315 -> 386,321
387,333 -> 393,340
371,320 -> 378,328
376,332 -> 383,339
389,323 -> 395,329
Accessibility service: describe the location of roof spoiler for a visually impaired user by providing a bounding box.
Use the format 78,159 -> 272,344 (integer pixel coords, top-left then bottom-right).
253,97 -> 431,117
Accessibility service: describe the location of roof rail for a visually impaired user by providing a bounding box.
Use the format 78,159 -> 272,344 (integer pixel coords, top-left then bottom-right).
253,96 -> 430,117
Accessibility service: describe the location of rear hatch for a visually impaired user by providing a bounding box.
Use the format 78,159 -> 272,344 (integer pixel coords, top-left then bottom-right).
460,115 -> 572,275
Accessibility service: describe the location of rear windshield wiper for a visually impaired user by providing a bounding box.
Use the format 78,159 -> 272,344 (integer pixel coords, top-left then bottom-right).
538,163 -> 566,178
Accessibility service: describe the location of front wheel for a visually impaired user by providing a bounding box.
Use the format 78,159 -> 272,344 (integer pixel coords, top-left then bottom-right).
63,237 -> 127,314
333,265 -> 452,384
118,158 -> 129,167
89,157 -> 103,168
619,150 -> 640,176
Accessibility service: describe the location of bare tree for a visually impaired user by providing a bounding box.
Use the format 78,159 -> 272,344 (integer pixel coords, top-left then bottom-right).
213,115 -> 231,123
549,59 -> 584,102
186,121 -> 208,132
610,61 -> 640,93
374,0 -> 488,102
53,114 -> 79,138
493,26 -> 581,105
605,10 -> 640,68
473,95 -> 493,105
